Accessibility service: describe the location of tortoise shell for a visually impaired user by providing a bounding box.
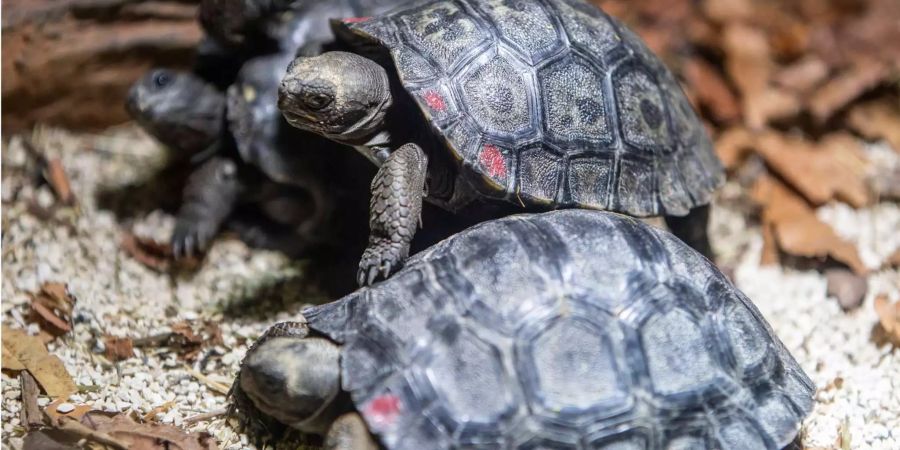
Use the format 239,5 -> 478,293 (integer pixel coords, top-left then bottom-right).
336,0 -> 724,216
302,210 -> 813,449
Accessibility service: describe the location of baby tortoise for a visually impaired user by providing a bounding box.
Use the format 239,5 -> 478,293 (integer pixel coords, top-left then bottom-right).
278,0 -> 725,285
232,210 -> 813,450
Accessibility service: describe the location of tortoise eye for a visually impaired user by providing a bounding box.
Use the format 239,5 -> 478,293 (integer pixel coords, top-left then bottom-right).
153,72 -> 171,89
304,92 -> 332,110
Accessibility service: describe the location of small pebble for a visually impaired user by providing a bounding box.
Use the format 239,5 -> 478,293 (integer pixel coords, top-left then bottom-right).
826,268 -> 868,310
56,402 -> 75,414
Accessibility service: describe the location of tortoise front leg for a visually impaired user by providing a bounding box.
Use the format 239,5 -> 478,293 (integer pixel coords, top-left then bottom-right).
358,143 -> 428,286
664,204 -> 714,260
325,413 -> 378,450
172,155 -> 243,258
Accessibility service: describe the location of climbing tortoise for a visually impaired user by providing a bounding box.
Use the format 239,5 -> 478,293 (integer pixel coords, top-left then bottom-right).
277,0 -> 725,285
232,209 -> 812,450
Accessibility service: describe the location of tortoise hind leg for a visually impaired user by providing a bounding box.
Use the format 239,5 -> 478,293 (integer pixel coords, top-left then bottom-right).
664,204 -> 714,260
325,413 -> 378,450
358,143 -> 428,286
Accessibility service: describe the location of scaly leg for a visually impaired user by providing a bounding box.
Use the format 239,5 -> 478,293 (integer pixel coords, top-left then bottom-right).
664,204 -> 714,260
325,413 -> 378,450
358,143 -> 427,286
172,156 -> 242,258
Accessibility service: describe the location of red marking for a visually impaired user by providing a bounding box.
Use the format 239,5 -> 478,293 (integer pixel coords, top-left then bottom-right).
422,90 -> 446,112
363,394 -> 402,430
342,16 -> 372,23
479,144 -> 507,180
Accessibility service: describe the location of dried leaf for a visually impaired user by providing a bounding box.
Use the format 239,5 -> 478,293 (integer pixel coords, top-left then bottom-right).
2,326 -> 77,398
85,412 -> 219,450
774,56 -> 830,93
683,58 -> 741,123
874,295 -> 900,346
702,0 -> 752,23
120,231 -> 200,272
103,336 -> 135,362
809,59 -> 889,122
28,282 -> 76,336
120,231 -> 173,272
755,131 -> 870,207
46,398 -> 93,422
3,345 -> 26,371
847,99 -> 900,153
715,126 -> 756,170
723,24 -> 801,129
751,175 -> 868,274
45,158 -> 75,206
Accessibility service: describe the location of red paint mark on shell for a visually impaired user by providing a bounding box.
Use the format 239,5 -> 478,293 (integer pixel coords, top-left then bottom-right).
479,144 -> 507,180
363,394 -> 401,430
422,90 -> 446,111
342,17 -> 372,23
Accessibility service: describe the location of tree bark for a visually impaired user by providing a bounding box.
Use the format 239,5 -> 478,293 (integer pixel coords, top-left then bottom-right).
2,0 -> 203,132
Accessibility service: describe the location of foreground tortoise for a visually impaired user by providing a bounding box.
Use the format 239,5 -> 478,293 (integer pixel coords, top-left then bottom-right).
232,210 -> 813,450
278,0 -> 725,285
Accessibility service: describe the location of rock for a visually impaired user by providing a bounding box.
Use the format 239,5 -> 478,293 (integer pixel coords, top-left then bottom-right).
826,268 -> 868,311
55,402 -> 75,414
2,0 -> 202,132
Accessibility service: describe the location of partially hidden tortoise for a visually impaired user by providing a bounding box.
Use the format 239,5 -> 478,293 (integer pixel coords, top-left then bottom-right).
232,209 -> 813,450
126,0 -> 420,258
277,0 -> 726,286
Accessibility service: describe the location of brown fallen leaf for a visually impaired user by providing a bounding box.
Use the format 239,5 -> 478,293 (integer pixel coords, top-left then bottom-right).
121,231 -> 200,273
755,131 -> 870,207
874,294 -> 900,346
847,99 -> 900,153
29,282 -> 76,337
45,158 -> 75,206
46,398 -> 93,422
37,410 -> 220,450
774,56 -> 830,94
682,58 -> 741,123
2,326 -> 77,398
103,336 -> 135,362
3,344 -> 26,371
723,23 -> 800,129
751,175 -> 868,275
809,59 -> 889,122
715,126 -> 756,170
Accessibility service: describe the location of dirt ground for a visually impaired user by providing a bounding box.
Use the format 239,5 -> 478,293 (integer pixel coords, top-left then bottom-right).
1,126 -> 898,449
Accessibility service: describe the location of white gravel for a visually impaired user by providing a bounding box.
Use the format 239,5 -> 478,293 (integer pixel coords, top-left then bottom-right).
1,127 -> 898,449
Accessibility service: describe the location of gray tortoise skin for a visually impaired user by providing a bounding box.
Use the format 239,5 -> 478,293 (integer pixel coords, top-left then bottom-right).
233,210 -> 813,450
340,0 -> 724,217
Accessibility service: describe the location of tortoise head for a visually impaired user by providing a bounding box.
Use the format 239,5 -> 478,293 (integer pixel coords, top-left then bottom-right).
238,334 -> 343,434
127,68 -> 225,155
278,51 -> 392,144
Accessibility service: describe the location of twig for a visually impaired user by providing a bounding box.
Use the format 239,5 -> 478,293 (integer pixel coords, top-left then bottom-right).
141,400 -> 176,422
56,416 -> 130,450
19,371 -> 45,430
183,408 -> 228,425
183,365 -> 230,395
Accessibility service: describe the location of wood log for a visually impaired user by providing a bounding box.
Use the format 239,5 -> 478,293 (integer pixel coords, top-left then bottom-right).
2,0 -> 203,132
